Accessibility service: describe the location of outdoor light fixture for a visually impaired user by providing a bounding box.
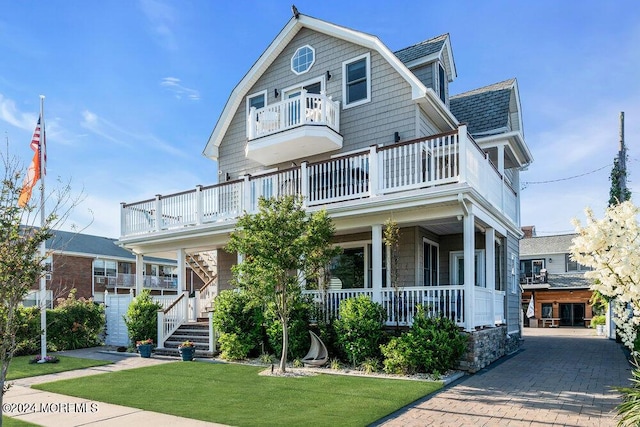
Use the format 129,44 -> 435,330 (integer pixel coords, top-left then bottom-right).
394,132 -> 400,142
274,88 -> 279,98
326,70 -> 332,81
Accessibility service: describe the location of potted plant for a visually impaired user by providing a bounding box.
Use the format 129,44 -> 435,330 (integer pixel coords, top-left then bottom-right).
178,340 -> 195,361
136,339 -> 154,358
591,315 -> 606,336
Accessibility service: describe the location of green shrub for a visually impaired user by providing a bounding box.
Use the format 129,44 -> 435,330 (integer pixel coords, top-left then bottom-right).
13,306 -> 44,356
123,290 -> 162,346
615,358 -> 640,425
334,296 -> 387,366
212,290 -> 263,358
590,315 -> 606,327
217,333 -> 252,361
360,357 -> 380,375
265,297 -> 311,360
381,306 -> 467,375
47,291 -> 105,350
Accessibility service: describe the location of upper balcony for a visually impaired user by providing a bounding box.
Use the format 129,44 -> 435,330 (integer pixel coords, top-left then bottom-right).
246,90 -> 342,165
120,126 -> 519,238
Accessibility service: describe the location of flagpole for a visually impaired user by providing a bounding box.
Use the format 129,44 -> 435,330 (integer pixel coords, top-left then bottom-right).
39,95 -> 47,361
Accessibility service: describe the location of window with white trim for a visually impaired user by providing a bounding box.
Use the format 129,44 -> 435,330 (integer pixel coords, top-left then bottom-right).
565,254 -> 592,272
437,63 -> 446,103
93,259 -> 116,277
291,45 -> 315,75
450,250 -> 485,287
423,239 -> 439,286
246,90 -> 267,114
342,53 -> 371,108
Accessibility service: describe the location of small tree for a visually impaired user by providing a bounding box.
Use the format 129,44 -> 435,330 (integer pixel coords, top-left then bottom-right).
570,201 -> 640,351
383,218 -> 401,330
227,196 -> 339,373
0,155 -> 76,414
123,289 -> 162,346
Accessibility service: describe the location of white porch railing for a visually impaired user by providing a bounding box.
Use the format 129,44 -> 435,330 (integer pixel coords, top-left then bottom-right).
121,127 -> 518,237
98,274 -> 177,291
247,90 -> 340,140
157,291 -> 189,348
303,286 -> 503,330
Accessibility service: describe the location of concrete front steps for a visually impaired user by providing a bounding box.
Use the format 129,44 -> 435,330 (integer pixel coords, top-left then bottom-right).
154,322 -> 216,358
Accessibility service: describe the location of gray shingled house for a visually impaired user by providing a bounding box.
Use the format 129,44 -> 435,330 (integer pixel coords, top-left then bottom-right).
117,11 -> 533,369
519,229 -> 595,328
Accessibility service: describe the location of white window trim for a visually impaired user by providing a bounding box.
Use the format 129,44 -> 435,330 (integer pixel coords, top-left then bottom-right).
282,75 -> 325,99
245,90 -> 268,115
342,52 -> 371,109
291,44 -> 316,76
450,250 -> 485,287
423,238 -> 439,286
330,240 -> 369,289
245,90 -> 268,136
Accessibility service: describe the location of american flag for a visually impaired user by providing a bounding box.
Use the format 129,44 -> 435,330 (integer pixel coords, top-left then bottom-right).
18,114 -> 45,207
30,116 -> 46,175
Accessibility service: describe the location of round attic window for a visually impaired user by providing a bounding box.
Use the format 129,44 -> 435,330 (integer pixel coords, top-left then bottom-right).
291,45 -> 315,75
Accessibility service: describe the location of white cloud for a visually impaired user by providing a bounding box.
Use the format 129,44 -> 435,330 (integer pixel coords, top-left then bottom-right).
0,93 -> 38,130
160,77 -> 200,101
80,109 -> 184,157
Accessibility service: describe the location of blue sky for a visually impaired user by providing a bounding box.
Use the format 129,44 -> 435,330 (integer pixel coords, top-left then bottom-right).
1,1 -> 638,237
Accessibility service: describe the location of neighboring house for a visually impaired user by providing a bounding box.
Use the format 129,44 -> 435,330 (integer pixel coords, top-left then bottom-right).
520,227 -> 594,328
117,11 -> 533,370
25,230 -> 200,308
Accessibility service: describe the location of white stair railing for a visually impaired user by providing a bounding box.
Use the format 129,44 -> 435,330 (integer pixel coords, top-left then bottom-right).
157,291 -> 189,348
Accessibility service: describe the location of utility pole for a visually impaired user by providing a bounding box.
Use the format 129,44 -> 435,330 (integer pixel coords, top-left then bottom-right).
619,112 -> 627,196
609,111 -> 630,206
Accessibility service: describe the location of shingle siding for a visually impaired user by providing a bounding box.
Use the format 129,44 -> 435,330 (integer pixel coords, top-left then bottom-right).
506,232 -> 520,332
218,28 -> 443,178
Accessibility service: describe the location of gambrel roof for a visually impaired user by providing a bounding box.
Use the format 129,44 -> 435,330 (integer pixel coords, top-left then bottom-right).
202,13 -> 458,161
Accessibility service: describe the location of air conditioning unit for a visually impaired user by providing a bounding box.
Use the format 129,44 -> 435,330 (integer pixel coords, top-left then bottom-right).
96,277 -> 105,284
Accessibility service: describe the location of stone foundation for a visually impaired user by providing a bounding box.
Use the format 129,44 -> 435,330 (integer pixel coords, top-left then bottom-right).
458,326 -> 522,373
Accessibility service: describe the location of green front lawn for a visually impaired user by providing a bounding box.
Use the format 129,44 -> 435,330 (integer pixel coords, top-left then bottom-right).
2,416 -> 39,427
7,355 -> 112,380
34,362 -> 441,426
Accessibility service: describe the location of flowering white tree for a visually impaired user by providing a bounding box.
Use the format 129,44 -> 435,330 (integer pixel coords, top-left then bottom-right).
570,200 -> 640,351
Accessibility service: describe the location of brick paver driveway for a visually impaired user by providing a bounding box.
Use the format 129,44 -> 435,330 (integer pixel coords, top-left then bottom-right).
376,327 -> 631,426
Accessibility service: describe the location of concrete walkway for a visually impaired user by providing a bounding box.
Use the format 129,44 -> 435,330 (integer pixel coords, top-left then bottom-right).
4,349 -> 226,426
376,327 -> 632,426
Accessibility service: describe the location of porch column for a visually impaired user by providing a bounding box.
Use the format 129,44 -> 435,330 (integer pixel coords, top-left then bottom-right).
485,227 -> 496,325
177,248 -> 186,292
371,224 -> 383,304
463,210 -> 475,332
177,248 -> 188,321
135,254 -> 144,296
497,145 -> 505,174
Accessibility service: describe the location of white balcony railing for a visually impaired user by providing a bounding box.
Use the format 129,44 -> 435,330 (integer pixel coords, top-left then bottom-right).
302,286 -> 502,329
96,274 -> 178,290
121,126 -> 518,237
247,90 -> 340,140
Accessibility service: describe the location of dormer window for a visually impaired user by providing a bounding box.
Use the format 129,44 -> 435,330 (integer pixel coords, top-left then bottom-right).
291,45 -> 315,75
438,63 -> 446,103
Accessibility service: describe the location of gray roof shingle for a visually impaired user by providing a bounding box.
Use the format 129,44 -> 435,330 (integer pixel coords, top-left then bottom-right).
47,230 -> 173,263
450,79 -> 515,136
394,34 -> 448,64
520,234 -> 578,256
